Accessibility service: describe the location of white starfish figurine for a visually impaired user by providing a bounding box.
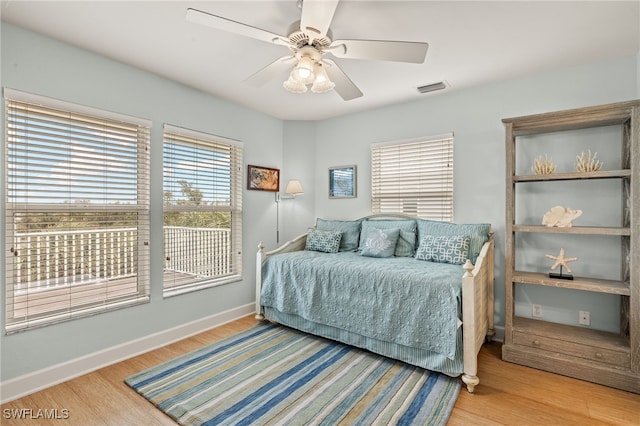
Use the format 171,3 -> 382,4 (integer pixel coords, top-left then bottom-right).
545,248 -> 578,273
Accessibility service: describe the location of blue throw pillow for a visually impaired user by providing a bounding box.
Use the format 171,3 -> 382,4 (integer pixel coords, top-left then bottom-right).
415,235 -> 471,265
358,220 -> 417,257
360,228 -> 400,258
316,218 -> 362,252
416,220 -> 490,264
305,228 -> 343,253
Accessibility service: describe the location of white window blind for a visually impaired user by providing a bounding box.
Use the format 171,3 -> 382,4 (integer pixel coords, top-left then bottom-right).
163,125 -> 243,297
4,89 -> 151,333
371,133 -> 454,221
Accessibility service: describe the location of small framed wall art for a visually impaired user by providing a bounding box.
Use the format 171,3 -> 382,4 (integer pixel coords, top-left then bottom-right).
247,165 -> 280,192
329,165 -> 357,199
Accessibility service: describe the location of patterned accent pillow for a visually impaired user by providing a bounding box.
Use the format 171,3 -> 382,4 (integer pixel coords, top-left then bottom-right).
360,228 -> 400,258
316,218 -> 362,252
358,220 -> 417,257
305,229 -> 343,253
415,235 -> 471,265
416,220 -> 490,264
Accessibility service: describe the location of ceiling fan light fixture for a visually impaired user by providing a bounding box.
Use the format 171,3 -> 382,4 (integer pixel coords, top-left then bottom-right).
187,4 -> 429,103
283,72 -> 308,93
311,63 -> 335,93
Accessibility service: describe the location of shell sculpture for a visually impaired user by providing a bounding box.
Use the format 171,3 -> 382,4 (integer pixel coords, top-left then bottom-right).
532,155 -> 556,175
576,150 -> 602,172
542,206 -> 583,227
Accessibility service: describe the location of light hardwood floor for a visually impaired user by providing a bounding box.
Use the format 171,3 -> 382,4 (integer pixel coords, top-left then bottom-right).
2,315 -> 638,425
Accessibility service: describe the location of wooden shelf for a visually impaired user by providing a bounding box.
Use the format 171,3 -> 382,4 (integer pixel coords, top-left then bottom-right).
502,343 -> 639,393
512,271 -> 630,295
512,225 -> 630,236
513,169 -> 631,182
502,101 -> 636,135
512,317 -> 629,350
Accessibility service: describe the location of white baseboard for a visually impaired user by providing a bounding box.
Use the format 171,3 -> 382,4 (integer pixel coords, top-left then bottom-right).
0,303 -> 255,404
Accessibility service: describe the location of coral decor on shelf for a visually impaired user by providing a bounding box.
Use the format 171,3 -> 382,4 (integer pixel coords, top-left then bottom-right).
575,149 -> 603,172
532,155 -> 556,175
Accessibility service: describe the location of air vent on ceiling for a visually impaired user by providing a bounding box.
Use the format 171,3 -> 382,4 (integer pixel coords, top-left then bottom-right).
417,81 -> 447,94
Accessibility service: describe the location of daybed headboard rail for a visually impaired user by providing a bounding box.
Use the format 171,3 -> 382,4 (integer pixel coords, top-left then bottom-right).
260,233 -> 308,258
359,213 -> 418,221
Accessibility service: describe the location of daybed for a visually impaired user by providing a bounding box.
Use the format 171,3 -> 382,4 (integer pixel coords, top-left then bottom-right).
255,214 -> 495,392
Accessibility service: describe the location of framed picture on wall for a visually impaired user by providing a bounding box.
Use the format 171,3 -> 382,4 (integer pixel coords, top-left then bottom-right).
329,165 -> 357,198
247,165 -> 280,192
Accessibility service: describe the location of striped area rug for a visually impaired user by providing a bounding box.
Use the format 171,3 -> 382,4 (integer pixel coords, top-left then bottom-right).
125,323 -> 461,425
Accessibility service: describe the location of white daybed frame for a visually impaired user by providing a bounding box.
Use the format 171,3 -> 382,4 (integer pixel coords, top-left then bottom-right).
255,214 -> 495,393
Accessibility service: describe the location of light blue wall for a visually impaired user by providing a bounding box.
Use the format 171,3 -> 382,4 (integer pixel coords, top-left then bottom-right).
279,121 -> 316,243
282,54 -> 638,332
0,23 -> 284,381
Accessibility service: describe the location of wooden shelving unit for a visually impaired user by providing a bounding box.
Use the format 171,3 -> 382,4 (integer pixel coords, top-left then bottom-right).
502,100 -> 639,394
512,169 -> 631,182
512,225 -> 630,236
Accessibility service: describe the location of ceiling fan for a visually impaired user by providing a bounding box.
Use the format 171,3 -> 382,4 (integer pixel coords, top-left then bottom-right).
185,0 -> 429,101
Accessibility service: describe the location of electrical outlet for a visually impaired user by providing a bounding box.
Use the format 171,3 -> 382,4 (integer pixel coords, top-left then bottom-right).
532,304 -> 542,318
579,310 -> 591,326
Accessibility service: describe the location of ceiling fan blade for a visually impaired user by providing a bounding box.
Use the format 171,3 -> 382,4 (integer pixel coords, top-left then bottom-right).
244,56 -> 296,87
186,8 -> 290,46
330,39 -> 429,64
300,0 -> 340,39
323,59 -> 363,101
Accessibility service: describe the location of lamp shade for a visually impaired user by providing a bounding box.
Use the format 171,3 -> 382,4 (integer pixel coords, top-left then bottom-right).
285,179 -> 304,195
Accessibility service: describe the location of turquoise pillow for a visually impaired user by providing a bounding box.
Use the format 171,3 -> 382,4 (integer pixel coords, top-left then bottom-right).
360,228 -> 400,258
358,220 -> 417,257
416,220 -> 490,264
305,229 -> 343,253
316,218 -> 362,252
415,235 -> 470,265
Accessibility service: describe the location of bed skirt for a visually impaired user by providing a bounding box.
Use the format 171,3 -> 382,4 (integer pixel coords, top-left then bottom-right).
263,307 -> 464,376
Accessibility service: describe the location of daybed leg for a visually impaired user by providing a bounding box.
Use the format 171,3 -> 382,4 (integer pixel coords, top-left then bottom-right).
486,328 -> 496,343
255,242 -> 266,322
461,374 -> 479,393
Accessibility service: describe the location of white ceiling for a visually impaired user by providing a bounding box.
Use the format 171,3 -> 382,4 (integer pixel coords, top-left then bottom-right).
1,1 -> 639,121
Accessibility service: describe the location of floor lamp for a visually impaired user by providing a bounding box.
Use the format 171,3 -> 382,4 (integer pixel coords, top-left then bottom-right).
276,179 -> 304,243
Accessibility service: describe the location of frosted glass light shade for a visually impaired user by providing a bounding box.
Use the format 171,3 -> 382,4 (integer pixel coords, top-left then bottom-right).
283,73 -> 307,94
292,56 -> 315,84
311,64 -> 335,93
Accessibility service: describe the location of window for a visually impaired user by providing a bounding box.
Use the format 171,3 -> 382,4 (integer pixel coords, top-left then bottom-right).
163,125 -> 243,296
4,89 -> 150,333
371,133 -> 454,221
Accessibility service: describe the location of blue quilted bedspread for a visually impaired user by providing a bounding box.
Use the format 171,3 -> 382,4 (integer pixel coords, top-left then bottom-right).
260,251 -> 464,359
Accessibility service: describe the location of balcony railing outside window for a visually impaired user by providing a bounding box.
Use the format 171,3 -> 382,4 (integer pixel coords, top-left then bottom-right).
12,228 -> 137,294
12,226 -> 231,294
164,226 -> 231,278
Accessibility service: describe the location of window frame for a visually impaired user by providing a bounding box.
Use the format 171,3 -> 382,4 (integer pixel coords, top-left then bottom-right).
162,124 -> 243,297
4,88 -> 151,333
371,133 -> 454,221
